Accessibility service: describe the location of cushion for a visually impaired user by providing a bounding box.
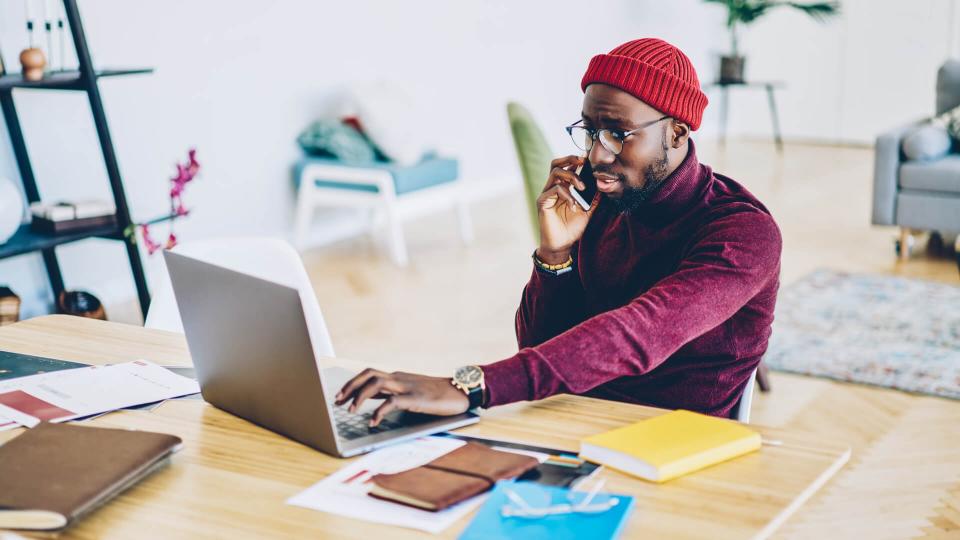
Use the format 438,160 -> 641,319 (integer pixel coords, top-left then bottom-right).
936,59 -> 960,115
896,190 -> 960,232
348,83 -> 434,166
901,124 -> 952,161
899,155 -> 960,194
296,156 -> 458,196
933,102 -> 960,142
297,120 -> 377,164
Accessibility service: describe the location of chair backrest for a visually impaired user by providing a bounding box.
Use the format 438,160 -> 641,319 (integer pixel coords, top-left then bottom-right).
507,102 -> 553,238
936,59 -> 960,115
733,367 -> 759,423
145,237 -> 335,360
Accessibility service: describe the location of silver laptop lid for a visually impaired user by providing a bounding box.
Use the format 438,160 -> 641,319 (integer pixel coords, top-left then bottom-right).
163,250 -> 340,455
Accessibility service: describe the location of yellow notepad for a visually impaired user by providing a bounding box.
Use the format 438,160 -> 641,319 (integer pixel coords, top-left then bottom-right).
579,409 -> 761,483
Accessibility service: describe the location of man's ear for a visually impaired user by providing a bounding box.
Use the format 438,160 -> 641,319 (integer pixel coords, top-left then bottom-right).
670,120 -> 690,148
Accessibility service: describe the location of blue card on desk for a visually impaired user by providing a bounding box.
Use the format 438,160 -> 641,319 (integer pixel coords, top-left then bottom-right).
458,482 -> 634,540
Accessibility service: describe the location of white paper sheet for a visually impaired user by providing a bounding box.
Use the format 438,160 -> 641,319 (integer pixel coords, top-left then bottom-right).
0,403 -> 39,428
286,437 -> 486,534
490,445 -> 549,463
0,411 -> 21,431
0,360 -> 200,423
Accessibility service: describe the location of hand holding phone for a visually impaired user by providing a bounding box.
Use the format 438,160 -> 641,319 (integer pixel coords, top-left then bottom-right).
535,155 -> 599,264
568,160 -> 598,211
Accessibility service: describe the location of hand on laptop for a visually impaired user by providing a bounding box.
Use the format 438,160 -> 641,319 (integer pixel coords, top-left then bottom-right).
335,369 -> 469,427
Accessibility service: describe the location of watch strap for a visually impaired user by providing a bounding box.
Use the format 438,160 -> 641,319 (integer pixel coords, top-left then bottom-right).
466,385 -> 484,409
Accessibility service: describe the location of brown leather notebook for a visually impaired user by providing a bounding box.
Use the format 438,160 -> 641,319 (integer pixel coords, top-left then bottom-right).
369,442 -> 539,511
0,422 -> 182,530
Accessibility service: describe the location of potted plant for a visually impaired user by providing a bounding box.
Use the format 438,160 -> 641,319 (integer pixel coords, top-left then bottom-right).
705,0 -> 840,83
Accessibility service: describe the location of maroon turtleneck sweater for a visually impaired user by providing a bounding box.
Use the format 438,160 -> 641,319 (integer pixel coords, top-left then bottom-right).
482,140 -> 781,418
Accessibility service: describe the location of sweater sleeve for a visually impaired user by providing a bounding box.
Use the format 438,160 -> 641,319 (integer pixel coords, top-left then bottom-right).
483,210 -> 782,407
514,250 -> 589,349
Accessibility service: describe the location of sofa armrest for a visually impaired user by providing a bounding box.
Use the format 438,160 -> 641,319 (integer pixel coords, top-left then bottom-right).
872,121 -> 923,226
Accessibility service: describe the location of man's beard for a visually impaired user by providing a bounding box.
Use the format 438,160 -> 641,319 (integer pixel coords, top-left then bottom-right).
606,126 -> 671,214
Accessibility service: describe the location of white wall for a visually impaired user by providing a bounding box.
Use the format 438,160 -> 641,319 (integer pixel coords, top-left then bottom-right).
0,1 -> 955,322
717,0 -> 958,144
0,0 -> 724,321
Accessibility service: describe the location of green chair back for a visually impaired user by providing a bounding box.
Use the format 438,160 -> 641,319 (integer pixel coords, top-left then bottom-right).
507,102 -> 553,238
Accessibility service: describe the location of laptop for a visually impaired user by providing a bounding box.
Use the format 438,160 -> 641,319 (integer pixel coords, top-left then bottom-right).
162,250 -> 479,457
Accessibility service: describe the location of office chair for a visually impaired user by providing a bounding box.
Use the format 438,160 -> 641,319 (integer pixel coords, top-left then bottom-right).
733,367 -> 759,423
144,237 -> 335,360
507,102 -> 553,239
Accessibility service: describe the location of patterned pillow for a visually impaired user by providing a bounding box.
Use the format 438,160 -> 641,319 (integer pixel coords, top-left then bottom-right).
933,103 -> 960,141
297,120 -> 378,164
902,124 -> 952,161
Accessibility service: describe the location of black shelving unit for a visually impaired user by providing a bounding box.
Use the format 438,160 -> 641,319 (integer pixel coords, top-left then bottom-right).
0,0 -> 152,318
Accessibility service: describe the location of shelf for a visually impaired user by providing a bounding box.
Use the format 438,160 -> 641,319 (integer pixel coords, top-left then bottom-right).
0,68 -> 153,91
0,0 -> 153,316
0,222 -> 124,260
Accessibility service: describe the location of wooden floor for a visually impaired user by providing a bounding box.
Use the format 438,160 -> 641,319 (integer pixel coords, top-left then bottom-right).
300,139 -> 960,539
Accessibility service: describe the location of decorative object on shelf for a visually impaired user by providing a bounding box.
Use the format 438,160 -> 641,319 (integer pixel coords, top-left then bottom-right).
0,0 -> 154,319
0,287 -> 21,326
0,178 -> 25,244
21,0 -> 45,79
704,0 -> 839,83
42,0 -> 55,72
29,200 -> 116,235
57,290 -> 106,320
24,0 -> 37,48
123,149 -> 200,255
19,47 -> 46,81
57,1 -> 67,71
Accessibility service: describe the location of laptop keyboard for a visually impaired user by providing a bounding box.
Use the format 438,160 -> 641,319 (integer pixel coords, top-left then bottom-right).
333,406 -> 405,440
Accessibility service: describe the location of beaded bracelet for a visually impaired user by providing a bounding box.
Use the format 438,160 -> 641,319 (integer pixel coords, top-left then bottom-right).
532,251 -> 574,275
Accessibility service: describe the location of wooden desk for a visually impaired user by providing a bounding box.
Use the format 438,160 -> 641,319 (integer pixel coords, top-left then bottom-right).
0,316 -> 850,539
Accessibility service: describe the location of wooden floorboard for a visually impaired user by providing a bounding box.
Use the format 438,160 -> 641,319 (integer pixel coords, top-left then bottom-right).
296,139 -> 960,538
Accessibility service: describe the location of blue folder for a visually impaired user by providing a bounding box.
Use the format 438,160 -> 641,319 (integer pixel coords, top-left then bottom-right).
458,481 -> 634,540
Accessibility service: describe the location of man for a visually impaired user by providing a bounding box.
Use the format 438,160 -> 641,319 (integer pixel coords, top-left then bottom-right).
336,38 -> 781,425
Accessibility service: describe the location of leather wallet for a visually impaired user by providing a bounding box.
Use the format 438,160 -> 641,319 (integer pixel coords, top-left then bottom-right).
369,442 -> 539,511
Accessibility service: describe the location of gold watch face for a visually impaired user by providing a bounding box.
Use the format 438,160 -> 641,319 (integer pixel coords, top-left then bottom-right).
454,365 -> 483,388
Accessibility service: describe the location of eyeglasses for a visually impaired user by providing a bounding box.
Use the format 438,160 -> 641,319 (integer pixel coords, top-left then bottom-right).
500,478 -> 621,519
565,115 -> 670,155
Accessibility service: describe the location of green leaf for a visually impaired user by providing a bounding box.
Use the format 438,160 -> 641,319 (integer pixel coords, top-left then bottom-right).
702,0 -> 841,25
786,2 -> 841,22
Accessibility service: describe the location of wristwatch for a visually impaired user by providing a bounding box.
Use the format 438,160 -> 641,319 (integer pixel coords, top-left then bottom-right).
451,365 -> 485,409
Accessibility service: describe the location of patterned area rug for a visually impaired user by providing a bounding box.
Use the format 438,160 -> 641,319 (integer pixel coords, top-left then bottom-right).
765,270 -> 960,399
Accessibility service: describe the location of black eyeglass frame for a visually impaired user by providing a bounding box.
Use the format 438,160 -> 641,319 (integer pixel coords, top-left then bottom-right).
565,115 -> 671,155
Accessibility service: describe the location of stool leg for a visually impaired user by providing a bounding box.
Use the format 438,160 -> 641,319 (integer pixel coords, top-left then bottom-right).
766,84 -> 784,153
293,184 -> 315,248
955,235 -> 960,276
899,227 -> 911,262
756,361 -> 771,393
384,205 -> 408,267
456,194 -> 474,245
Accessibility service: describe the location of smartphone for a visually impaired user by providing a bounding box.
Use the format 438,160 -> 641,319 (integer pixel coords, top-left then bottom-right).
568,159 -> 597,211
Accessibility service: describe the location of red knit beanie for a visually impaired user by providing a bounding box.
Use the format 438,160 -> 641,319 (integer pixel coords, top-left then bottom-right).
581,38 -> 708,131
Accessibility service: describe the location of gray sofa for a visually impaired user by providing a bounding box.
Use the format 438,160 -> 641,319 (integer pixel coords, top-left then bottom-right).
873,59 -> 960,259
